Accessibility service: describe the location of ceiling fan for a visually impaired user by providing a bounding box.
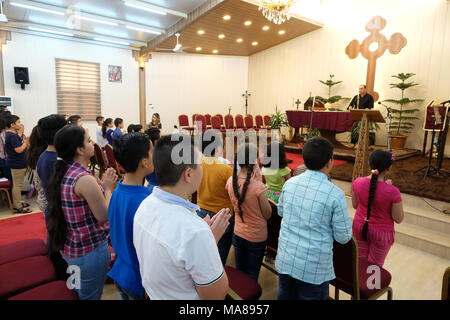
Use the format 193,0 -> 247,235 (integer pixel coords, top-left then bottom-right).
156,33 -> 190,53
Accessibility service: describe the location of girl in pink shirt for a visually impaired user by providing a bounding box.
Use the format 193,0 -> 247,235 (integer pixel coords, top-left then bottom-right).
352,150 -> 404,267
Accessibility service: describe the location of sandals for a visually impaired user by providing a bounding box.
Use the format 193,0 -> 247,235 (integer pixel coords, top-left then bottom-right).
14,206 -> 32,214
21,201 -> 30,208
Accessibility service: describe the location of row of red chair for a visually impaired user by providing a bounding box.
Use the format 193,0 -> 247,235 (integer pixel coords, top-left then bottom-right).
90,143 -> 125,179
179,114 -> 272,132
0,239 -> 78,300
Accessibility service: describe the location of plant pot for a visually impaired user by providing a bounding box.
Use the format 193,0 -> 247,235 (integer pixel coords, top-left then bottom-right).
389,134 -> 407,149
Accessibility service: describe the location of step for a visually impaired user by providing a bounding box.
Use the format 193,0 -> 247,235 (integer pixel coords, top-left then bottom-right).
346,203 -> 450,260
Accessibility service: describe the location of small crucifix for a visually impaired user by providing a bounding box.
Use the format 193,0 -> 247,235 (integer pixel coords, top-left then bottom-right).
242,90 -> 251,115
295,99 -> 301,110
345,16 -> 407,102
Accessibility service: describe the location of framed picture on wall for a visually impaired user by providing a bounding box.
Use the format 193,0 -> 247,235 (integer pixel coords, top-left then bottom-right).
108,65 -> 122,82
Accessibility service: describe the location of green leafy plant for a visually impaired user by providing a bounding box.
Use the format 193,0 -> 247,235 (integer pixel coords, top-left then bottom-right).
350,122 -> 379,145
383,73 -> 424,135
301,127 -> 320,141
316,74 -> 350,105
270,110 -> 289,129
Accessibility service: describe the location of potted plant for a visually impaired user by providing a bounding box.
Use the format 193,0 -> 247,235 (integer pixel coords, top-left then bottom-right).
383,73 -> 424,149
270,108 -> 289,143
350,122 -> 379,146
316,74 -> 350,110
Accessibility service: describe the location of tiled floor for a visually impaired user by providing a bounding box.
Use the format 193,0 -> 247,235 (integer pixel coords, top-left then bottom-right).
1,192 -> 448,300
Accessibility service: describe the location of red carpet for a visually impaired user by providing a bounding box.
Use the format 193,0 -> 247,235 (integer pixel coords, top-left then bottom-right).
0,213 -> 47,246
286,152 -> 346,171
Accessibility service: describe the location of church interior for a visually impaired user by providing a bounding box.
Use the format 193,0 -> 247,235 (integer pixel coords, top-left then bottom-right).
0,0 -> 448,302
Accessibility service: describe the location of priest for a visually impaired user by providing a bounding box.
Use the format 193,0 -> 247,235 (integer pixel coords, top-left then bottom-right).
347,84 -> 374,109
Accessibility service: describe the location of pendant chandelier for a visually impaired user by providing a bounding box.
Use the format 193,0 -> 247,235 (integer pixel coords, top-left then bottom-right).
258,1 -> 297,25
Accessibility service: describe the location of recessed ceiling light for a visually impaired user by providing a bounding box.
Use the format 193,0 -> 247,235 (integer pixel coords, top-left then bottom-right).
218,34 -> 225,39
196,47 -> 202,51
212,49 -> 218,54
236,38 -> 243,43
244,21 -> 252,26
197,30 -> 205,35
252,41 -> 258,46
223,15 -> 231,20
278,30 -> 286,35
262,26 -> 270,31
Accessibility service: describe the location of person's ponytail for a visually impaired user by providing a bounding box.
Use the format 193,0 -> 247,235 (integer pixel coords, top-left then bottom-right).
362,171 -> 378,241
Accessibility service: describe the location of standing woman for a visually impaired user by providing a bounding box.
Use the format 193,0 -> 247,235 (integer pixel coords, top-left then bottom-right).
102,118 -> 114,147
48,125 -> 117,300
148,113 -> 162,130
26,126 -> 47,212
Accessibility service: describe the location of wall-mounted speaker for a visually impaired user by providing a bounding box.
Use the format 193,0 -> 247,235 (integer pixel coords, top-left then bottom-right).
14,67 -> 29,90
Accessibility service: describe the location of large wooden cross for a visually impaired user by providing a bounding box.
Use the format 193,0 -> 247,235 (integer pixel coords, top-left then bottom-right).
345,16 -> 407,102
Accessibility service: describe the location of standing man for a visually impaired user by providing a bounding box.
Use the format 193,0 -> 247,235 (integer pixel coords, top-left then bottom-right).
348,85 -> 374,110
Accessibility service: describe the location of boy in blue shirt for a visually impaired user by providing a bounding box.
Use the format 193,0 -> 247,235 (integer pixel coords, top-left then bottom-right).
112,118 -> 125,141
108,132 -> 154,300
144,127 -> 160,192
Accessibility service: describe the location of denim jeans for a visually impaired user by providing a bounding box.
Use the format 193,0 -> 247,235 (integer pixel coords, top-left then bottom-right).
278,273 -> 329,300
63,240 -> 111,300
232,234 -> 267,281
197,208 -> 235,265
115,282 -> 145,300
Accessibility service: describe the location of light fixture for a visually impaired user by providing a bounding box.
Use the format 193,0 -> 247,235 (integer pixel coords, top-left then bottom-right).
139,61 -> 145,69
223,15 -> 231,20
218,34 -> 225,39
196,47 -> 202,51
252,41 -> 258,46
29,27 -> 73,37
258,1 -> 296,24
124,1 -> 167,15
244,20 -> 252,26
126,25 -> 161,35
197,30 -> 205,35
262,26 -> 270,31
10,1 -> 64,16
212,49 -> 218,54
278,30 -> 285,35
77,15 -> 118,26
236,38 -> 243,43
94,37 -> 130,46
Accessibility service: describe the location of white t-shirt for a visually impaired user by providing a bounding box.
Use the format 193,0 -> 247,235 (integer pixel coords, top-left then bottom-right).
96,126 -> 107,148
133,191 -> 224,300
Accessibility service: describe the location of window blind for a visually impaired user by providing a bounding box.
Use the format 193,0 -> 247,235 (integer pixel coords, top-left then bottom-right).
55,58 -> 101,120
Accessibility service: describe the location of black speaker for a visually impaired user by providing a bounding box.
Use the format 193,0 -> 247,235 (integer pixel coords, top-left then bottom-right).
14,67 -> 29,90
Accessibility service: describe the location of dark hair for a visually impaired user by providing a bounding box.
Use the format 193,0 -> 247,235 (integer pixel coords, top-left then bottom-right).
0,111 -> 12,131
133,124 -> 143,133
232,143 -> 258,223
96,116 -> 104,124
47,125 -> 86,251
67,115 -> 81,125
362,150 -> 394,241
37,114 -> 67,145
201,130 -> 222,157
153,134 -> 198,187
262,142 -> 288,169
114,118 -> 123,128
26,126 -> 47,169
6,115 -> 19,128
144,127 -> 161,146
302,137 -> 334,170
102,118 -> 113,139
127,124 -> 135,133
113,132 -> 151,173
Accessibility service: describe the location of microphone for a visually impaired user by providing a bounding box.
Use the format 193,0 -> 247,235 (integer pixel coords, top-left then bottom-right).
378,101 -> 391,115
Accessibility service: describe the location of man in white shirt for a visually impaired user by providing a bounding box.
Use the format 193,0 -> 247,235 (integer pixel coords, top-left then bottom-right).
96,116 -> 107,148
134,134 -> 230,300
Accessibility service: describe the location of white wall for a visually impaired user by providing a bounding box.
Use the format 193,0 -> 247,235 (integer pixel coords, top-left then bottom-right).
2,32 -> 140,139
146,53 -> 249,135
249,0 -> 450,154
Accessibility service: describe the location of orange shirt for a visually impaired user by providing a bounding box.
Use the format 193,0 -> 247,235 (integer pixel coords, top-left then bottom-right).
197,157 -> 233,214
226,176 -> 267,243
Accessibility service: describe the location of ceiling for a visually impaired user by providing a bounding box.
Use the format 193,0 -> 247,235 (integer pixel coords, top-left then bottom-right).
152,0 -> 322,56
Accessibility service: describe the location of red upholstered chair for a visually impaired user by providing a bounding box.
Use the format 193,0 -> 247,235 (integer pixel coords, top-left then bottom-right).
214,114 -> 224,128
194,114 -> 207,132
255,115 -> 267,131
224,265 -> 262,300
263,115 -> 271,128
224,114 -> 234,129
0,239 -> 48,265
0,256 -> 56,299
235,114 -> 247,131
93,142 -> 107,178
0,179 -> 14,215
192,114 -> 198,125
211,115 -> 226,132
244,114 -> 257,130
205,114 -> 212,126
8,281 -> 78,300
104,144 -> 125,179
331,237 -> 393,300
178,114 -> 194,134
442,267 -> 450,300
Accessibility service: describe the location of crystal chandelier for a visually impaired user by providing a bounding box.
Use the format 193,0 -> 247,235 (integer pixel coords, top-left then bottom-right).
258,1 -> 296,25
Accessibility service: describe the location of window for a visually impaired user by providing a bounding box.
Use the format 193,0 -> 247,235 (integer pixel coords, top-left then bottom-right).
55,58 -> 101,120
